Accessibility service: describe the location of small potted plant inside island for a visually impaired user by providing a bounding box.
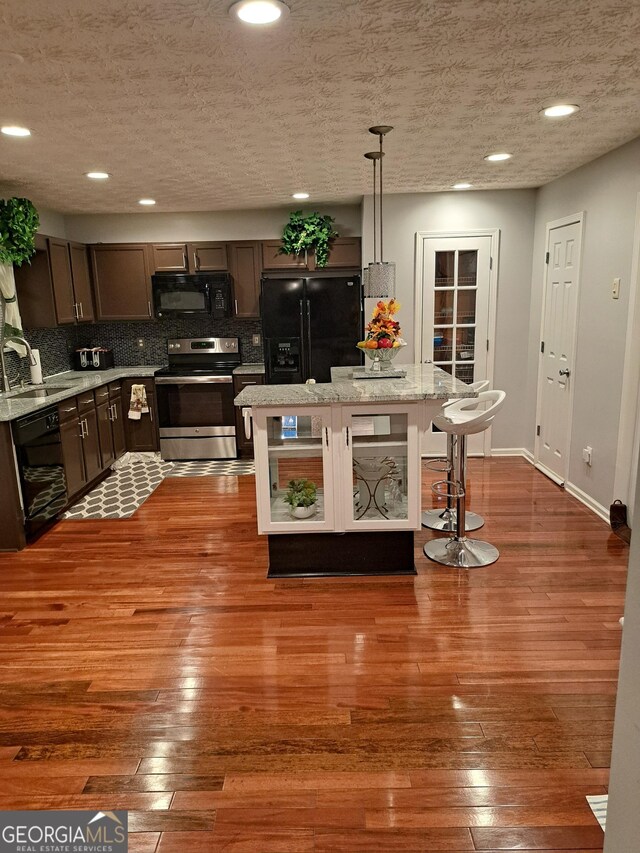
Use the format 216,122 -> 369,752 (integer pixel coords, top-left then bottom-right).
284,478 -> 318,519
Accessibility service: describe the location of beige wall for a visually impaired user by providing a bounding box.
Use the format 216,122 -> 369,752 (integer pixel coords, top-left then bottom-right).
362,190 -> 537,451
64,204 -> 361,244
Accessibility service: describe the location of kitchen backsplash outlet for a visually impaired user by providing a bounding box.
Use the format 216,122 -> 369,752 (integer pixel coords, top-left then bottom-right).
3,318 -> 263,386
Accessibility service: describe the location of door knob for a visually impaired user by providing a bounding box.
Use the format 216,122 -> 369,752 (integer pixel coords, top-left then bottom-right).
559,368 -> 571,376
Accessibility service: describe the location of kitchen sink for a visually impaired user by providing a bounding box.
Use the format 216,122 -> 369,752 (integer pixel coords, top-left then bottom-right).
7,386 -> 71,400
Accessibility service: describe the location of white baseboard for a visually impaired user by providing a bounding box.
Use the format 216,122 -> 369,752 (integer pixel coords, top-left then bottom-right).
564,481 -> 610,524
490,447 -> 534,460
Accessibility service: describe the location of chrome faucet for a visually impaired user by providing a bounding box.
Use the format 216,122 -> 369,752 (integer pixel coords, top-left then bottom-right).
0,335 -> 36,393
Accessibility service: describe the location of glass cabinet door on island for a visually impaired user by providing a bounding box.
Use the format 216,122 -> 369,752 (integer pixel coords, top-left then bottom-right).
253,407 -> 335,533
341,404 -> 421,531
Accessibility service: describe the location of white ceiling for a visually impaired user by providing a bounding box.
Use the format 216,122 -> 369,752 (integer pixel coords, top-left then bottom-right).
1,0 -> 640,214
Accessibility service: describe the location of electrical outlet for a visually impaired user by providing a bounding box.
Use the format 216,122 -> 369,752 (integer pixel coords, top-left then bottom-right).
252,334 -> 262,347
582,446 -> 593,466
137,338 -> 145,349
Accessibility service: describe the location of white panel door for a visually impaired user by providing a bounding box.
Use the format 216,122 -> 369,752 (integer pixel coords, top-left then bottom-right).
420,236 -> 492,455
536,220 -> 582,484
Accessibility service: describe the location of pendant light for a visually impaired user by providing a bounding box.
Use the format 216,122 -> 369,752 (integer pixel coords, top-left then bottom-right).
363,125 -> 395,298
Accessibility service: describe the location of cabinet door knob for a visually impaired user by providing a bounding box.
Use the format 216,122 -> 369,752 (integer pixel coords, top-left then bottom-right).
559,368 -> 571,377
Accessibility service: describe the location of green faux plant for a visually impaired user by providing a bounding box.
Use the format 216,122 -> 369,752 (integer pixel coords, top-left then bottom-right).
280,210 -> 338,267
0,197 -> 40,266
283,478 -> 318,508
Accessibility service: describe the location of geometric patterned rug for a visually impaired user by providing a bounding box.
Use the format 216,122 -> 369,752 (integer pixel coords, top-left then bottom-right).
63,459 -> 173,520
167,459 -> 255,477
63,457 -> 255,520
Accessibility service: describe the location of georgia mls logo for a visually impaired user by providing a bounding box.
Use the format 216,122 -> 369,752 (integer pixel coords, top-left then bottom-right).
0,809 -> 128,852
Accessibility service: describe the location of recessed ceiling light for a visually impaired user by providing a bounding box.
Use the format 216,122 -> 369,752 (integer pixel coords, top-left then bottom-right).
540,104 -> 580,118
452,182 -> 472,190
86,171 -> 110,180
292,192 -> 309,199
138,198 -> 156,206
229,0 -> 289,24
1,125 -> 31,137
484,152 -> 512,162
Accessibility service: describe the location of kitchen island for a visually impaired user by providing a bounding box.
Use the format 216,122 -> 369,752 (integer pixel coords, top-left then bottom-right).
234,363 -> 475,577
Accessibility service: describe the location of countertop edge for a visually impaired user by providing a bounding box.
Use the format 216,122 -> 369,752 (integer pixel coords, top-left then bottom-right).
0,367 -> 161,422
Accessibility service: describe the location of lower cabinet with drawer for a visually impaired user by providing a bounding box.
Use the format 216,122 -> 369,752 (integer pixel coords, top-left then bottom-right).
58,394 -> 101,500
122,378 -> 159,452
234,373 -> 265,458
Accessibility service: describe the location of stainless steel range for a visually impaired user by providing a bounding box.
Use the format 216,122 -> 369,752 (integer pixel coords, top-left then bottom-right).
155,337 -> 241,460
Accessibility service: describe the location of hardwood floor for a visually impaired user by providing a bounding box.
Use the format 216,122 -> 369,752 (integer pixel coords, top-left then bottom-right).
0,458 -> 626,852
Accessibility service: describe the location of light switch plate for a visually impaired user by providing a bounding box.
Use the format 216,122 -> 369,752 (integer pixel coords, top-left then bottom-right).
612,277 -> 621,299
252,334 -> 262,346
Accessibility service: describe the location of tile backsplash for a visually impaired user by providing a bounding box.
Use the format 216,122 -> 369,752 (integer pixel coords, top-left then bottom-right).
3,318 -> 263,385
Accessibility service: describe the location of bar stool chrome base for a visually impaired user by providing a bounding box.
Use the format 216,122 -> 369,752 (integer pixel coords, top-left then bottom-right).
421,507 -> 484,532
424,536 -> 499,568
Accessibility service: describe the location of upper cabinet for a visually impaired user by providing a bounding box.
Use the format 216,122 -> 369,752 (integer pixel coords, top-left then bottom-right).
15,236 -> 94,328
150,242 -> 228,273
228,241 -> 261,318
90,243 -> 153,321
261,237 -> 361,272
262,240 -> 310,271
68,241 -> 95,322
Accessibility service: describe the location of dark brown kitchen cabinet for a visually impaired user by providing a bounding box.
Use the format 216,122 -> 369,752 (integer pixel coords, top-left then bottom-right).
228,241 -> 261,318
82,407 -> 102,482
233,373 -> 264,457
188,242 -> 228,271
13,235 -> 58,328
95,386 -> 115,470
96,401 -> 116,469
261,237 -> 361,272
150,242 -> 228,273
59,416 -> 86,498
262,240 -> 309,271
48,238 -> 76,323
151,243 -> 189,272
122,378 -> 159,452
90,243 -> 153,321
109,383 -> 127,458
68,242 -> 95,322
59,392 -> 103,500
15,235 -> 94,328
324,237 -> 362,268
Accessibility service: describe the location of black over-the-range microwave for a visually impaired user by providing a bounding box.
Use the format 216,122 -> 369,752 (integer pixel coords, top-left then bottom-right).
151,272 -> 233,319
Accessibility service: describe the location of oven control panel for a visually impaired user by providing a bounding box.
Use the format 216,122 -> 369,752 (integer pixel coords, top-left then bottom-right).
166,338 -> 239,354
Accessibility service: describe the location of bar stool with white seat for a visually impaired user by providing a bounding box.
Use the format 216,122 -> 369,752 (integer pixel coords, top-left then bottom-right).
422,379 -> 490,533
424,390 -> 506,568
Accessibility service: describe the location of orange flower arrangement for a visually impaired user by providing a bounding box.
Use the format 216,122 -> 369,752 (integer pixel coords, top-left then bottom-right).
357,299 -> 406,350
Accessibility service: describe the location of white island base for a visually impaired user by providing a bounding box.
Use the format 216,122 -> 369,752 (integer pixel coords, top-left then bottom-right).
234,364 -> 475,578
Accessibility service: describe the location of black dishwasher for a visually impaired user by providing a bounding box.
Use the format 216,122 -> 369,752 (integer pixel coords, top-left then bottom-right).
12,406 -> 67,540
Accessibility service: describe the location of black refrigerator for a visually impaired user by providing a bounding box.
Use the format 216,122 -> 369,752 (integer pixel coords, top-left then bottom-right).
261,273 -> 363,384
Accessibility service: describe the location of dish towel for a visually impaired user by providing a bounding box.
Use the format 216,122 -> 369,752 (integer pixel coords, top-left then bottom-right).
0,262 -> 26,357
128,384 -> 149,420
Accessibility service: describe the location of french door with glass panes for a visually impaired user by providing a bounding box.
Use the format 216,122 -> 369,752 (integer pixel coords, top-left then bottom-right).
420,235 -> 492,455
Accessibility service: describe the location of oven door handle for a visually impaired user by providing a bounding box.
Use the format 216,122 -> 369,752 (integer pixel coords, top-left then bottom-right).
154,376 -> 233,385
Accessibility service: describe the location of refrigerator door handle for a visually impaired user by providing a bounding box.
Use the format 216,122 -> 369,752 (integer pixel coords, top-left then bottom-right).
306,301 -> 313,379
299,299 -> 307,380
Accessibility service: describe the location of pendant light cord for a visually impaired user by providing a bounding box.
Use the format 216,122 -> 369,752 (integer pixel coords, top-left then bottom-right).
372,157 -> 378,263
378,131 -> 384,263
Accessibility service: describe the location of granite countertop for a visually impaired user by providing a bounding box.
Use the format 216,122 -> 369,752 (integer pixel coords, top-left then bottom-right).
234,363 -> 476,407
233,363 -> 265,376
0,367 -> 160,422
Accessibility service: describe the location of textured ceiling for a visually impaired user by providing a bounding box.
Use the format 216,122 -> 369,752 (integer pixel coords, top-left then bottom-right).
1,0 -> 639,214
